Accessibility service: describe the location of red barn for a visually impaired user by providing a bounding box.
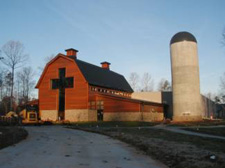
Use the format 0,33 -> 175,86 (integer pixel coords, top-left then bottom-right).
36,48 -> 164,122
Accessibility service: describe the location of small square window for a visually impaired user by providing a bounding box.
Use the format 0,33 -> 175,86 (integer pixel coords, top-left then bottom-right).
65,77 -> 74,88
51,79 -> 59,89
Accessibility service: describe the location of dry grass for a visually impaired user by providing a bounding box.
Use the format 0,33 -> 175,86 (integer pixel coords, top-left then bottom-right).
65,121 -> 159,127
182,127 -> 225,137
169,120 -> 225,127
0,126 -> 28,149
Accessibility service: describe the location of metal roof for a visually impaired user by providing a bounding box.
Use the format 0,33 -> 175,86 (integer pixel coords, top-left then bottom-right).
69,56 -> 133,93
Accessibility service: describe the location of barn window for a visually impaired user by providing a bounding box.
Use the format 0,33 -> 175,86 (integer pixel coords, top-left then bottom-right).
65,77 -> 74,88
59,68 -> 66,79
97,101 -> 104,110
89,101 -> 96,110
51,79 -> 59,89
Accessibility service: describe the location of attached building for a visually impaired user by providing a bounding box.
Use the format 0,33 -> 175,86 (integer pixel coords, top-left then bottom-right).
132,91 -> 225,120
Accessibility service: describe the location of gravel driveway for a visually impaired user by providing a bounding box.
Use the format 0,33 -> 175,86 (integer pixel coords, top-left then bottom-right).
0,126 -> 167,168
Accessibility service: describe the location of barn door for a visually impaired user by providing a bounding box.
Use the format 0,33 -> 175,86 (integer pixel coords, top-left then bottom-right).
58,88 -> 65,120
97,110 -> 103,121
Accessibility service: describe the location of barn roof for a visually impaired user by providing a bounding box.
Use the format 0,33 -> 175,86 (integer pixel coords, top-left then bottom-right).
69,56 -> 133,93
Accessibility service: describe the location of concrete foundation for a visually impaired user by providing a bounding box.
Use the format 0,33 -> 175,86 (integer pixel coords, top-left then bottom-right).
104,112 -> 163,122
65,109 -> 97,122
40,109 -> 163,122
41,110 -> 58,121
173,115 -> 202,122
143,112 -> 164,122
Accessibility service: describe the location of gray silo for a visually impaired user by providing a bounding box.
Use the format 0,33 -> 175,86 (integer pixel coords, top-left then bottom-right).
170,31 -> 202,121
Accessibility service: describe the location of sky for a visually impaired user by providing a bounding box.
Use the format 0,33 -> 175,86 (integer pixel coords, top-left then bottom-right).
0,0 -> 225,97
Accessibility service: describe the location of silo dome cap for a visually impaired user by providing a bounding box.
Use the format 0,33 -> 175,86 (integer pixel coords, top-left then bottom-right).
170,31 -> 197,45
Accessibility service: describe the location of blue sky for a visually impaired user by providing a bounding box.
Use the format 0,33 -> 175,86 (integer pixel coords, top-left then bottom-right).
0,0 -> 225,96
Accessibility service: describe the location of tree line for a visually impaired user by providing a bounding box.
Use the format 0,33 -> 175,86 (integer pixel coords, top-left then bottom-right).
210,27 -> 225,103
0,41 -> 35,114
128,72 -> 171,92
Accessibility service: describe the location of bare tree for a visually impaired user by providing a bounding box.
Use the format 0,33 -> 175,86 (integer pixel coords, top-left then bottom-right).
214,96 -> 221,104
0,56 -> 4,100
220,72 -> 225,92
129,72 -> 140,92
1,41 -> 28,110
157,78 -> 172,91
204,92 -> 212,100
141,73 -> 154,91
222,27 -> 225,46
0,69 -> 10,100
17,67 -> 35,103
0,70 -> 3,100
218,72 -> 225,103
4,72 -> 13,97
203,92 -> 218,102
17,71 -> 26,99
218,28 -> 225,102
215,92 -> 225,104
38,54 -> 55,74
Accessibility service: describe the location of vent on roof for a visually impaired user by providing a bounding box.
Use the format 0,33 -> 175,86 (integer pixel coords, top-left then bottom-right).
101,61 -> 111,70
65,48 -> 79,58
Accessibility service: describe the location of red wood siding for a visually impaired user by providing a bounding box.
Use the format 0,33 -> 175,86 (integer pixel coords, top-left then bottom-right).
141,104 -> 163,113
38,56 -> 88,111
96,94 -> 140,112
89,88 -> 140,112
89,87 -> 163,113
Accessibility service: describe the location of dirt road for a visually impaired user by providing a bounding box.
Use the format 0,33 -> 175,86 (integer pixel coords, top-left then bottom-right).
0,126 -> 167,168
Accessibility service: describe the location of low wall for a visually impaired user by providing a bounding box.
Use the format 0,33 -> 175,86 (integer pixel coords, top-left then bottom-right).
143,112 -> 164,122
88,109 -> 97,121
65,109 -> 97,122
41,109 -> 163,122
104,112 -> 164,122
173,115 -> 202,122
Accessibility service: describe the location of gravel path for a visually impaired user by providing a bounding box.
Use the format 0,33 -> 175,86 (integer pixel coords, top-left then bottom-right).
0,126 -> 167,168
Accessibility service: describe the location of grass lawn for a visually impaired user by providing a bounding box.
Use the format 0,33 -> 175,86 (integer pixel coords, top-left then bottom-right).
68,124 -> 225,168
0,126 -> 28,149
65,121 -> 159,127
169,120 -> 225,127
183,127 -> 225,137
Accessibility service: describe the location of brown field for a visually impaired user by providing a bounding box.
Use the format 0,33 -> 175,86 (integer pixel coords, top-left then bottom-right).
182,127 -> 225,137
68,121 -> 225,168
